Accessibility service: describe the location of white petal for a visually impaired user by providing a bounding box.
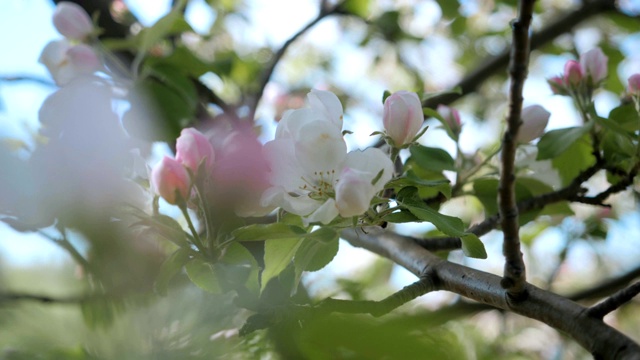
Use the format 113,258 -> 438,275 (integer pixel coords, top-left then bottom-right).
294,119 -> 347,174
304,198 -> 339,225
260,186 -> 320,216
307,89 -> 343,129
263,138 -> 305,191
343,148 -> 394,192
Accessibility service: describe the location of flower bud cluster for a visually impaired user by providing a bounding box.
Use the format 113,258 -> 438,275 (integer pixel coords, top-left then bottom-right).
547,48 -> 608,98
39,2 -> 101,86
151,128 -> 215,205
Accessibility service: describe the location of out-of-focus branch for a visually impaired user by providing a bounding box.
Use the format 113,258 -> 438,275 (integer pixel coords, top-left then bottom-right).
341,227 -> 640,359
0,75 -> 56,87
422,0 -> 618,109
248,3 -> 346,120
568,264 -> 640,302
587,281 -> 640,319
0,292 -> 84,304
499,0 -> 536,298
314,276 -> 436,317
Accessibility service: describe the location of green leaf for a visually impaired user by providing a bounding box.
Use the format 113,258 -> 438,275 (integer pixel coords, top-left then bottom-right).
137,0 -> 189,57
595,116 -> 635,137
136,214 -> 190,248
384,210 -> 419,223
409,144 -> 456,172
262,238 -> 302,291
144,63 -> 198,109
232,223 -> 307,241
608,104 -> 640,133
341,0 -> 371,17
294,237 -> 339,273
185,257 -> 222,293
536,126 -> 590,160
460,234 -> 487,259
551,133 -> 596,186
154,248 -> 191,296
385,171 -> 451,189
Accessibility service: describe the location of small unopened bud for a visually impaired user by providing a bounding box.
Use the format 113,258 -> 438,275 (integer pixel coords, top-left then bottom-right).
53,2 -> 94,41
563,60 -> 583,86
580,48 -> 608,84
628,74 -> 640,95
151,156 -> 190,205
175,128 -> 215,174
547,76 -> 567,95
383,91 -> 423,147
437,105 -> 461,137
516,105 -> 550,143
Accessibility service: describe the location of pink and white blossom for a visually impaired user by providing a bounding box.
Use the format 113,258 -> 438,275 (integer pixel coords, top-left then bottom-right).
628,74 -> 640,94
262,90 -> 394,224
53,2 -> 94,40
580,48 -> 608,84
436,104 -> 461,137
151,156 -> 190,205
176,128 -> 215,174
383,91 -> 423,147
516,105 -> 550,143
38,40 -> 101,86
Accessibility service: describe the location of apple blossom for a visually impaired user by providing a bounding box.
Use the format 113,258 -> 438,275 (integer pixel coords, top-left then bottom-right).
262,90 -> 393,224
151,156 -> 190,205
547,76 -> 567,95
516,105 -> 550,143
52,2 -> 94,41
39,40 -> 101,86
176,128 -> 215,174
628,74 -> 640,94
383,91 -> 423,147
563,60 -> 583,86
580,48 -> 608,84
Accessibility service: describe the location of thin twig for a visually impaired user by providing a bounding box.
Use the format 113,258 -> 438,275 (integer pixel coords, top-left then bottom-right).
499,0 -> 536,298
315,276 -> 436,317
248,3 -> 345,119
0,292 -> 85,304
568,264 -> 640,302
0,75 -> 56,87
587,281 -> 640,319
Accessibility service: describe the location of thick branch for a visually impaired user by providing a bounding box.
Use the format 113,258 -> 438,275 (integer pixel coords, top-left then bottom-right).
341,227 -> 640,359
499,0 -> 536,297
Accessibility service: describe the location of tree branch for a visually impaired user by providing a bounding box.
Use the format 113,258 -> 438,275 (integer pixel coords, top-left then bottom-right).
341,227 -> 640,359
314,276 -> 436,317
0,292 -> 84,304
248,3 -> 345,119
587,281 -> 640,319
499,0 -> 536,298
421,0 -> 618,109
568,264 -> 640,302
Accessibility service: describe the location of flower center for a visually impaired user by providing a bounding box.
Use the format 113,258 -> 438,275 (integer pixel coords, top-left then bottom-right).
300,169 -> 337,200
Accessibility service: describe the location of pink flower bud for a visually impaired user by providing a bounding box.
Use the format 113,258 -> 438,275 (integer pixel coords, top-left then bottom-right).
580,48 -> 608,83
175,128 -> 215,174
53,2 -> 94,40
151,156 -> 190,205
547,76 -> 567,95
383,91 -> 423,146
516,105 -> 550,143
563,60 -> 583,86
628,74 -> 640,94
436,105 -> 461,136
335,168 -> 374,217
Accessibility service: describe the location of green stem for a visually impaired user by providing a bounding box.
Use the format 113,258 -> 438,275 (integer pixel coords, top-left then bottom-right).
458,145 -> 502,186
40,229 -> 91,272
179,205 -> 207,255
193,182 -> 216,249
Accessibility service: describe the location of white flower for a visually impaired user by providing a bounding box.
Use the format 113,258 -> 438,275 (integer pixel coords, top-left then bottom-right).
52,2 -> 94,41
262,90 -> 394,224
38,40 -> 101,86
